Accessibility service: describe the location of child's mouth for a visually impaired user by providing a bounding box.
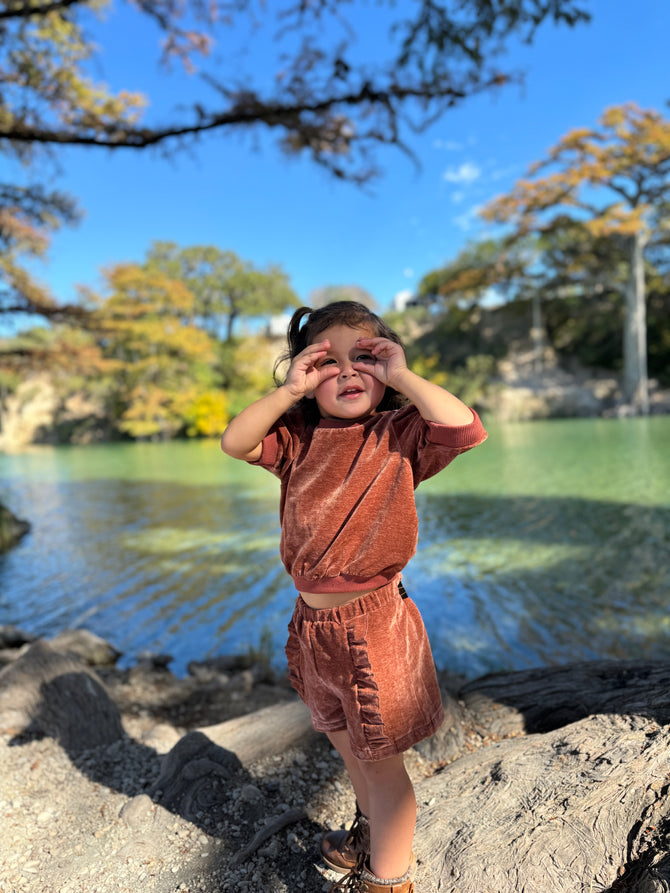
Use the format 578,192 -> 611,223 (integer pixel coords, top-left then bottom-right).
340,387 -> 363,398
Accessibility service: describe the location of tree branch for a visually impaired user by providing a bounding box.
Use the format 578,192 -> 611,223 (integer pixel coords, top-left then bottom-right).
1,78 -> 485,150
0,0 -> 81,19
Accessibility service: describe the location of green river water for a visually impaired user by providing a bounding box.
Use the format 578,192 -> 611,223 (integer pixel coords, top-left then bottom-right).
1,415 -> 668,679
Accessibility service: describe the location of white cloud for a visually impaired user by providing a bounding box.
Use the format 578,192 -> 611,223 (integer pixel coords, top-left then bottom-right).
432,138 -> 464,151
442,161 -> 481,185
403,267 -> 414,279
451,190 -> 466,204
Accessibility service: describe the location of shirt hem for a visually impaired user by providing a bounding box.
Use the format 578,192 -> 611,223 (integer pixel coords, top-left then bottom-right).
291,572 -> 393,594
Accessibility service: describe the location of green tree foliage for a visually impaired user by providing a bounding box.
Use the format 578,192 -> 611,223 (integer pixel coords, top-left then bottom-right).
482,102 -> 670,414
90,263 -> 223,438
145,242 -> 299,342
417,216 -> 670,382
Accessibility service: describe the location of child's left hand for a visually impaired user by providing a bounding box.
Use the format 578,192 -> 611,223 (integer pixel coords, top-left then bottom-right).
353,337 -> 408,387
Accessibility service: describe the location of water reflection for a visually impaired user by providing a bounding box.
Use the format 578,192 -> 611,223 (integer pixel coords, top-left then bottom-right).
1,473 -> 668,678
413,491 -> 670,677
1,419 -> 669,678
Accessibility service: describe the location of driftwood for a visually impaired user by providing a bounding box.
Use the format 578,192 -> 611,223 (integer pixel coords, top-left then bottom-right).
413,660 -> 670,893
459,659 -> 670,736
229,807 -> 308,867
196,698 -> 318,764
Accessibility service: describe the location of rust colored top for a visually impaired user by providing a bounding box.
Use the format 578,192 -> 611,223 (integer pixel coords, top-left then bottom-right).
250,404 -> 487,594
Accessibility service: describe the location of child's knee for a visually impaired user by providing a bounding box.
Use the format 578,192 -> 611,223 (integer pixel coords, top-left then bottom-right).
357,752 -> 407,783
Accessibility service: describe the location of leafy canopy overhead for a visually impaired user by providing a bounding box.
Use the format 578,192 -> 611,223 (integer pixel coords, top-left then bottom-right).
1,0 -> 591,181
0,0 -> 590,334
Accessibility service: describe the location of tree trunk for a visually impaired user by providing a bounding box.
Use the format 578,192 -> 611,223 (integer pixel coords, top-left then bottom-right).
413,659 -> 670,893
623,230 -> 649,414
531,291 -> 545,373
225,307 -> 239,343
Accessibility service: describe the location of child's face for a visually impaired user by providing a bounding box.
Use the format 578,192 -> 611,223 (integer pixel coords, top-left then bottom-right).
308,324 -> 386,420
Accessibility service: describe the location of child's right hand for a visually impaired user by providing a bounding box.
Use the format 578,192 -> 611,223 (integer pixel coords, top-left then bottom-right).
283,340 -> 339,400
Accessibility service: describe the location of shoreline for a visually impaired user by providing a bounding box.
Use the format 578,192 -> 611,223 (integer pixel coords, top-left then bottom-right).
3,626 -> 670,892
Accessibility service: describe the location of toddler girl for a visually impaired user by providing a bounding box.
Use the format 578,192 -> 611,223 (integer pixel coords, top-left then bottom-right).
221,301 -> 487,892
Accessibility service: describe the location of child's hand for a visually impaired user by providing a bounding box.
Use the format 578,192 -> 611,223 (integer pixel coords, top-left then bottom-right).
283,340 -> 339,400
353,337 -> 408,386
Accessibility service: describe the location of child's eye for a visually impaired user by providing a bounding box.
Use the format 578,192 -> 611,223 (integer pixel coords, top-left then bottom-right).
356,353 -> 374,362
319,358 -> 337,366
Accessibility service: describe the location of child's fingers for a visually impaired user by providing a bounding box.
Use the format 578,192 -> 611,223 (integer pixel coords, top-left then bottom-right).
352,362 -> 384,381
356,336 -> 403,356
290,342 -> 329,372
300,339 -> 330,357
317,365 -> 339,383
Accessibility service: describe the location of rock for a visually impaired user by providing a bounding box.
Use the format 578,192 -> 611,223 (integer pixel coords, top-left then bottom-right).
0,502 -> 30,552
49,629 -> 122,667
188,654 -> 275,685
135,652 -> 173,670
119,793 -> 157,830
236,783 -> 268,822
0,640 -> 125,752
0,625 -> 36,650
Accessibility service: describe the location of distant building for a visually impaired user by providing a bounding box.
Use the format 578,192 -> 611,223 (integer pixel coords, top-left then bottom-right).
392,289 -> 417,312
267,313 -> 293,338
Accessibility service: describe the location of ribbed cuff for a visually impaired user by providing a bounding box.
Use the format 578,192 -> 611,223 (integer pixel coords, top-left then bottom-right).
362,865 -> 412,886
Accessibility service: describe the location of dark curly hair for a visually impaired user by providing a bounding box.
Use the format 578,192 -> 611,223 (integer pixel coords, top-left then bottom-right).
274,301 -> 408,423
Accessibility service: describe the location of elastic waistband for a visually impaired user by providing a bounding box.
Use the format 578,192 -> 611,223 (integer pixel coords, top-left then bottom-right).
295,575 -> 405,623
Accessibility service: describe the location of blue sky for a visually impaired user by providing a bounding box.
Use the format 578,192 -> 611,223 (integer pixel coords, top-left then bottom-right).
26,0 -> 670,316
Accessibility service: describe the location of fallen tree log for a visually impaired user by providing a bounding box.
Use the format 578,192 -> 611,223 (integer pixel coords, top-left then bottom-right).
460,659 -> 670,736
196,697 -> 317,764
413,660 -> 670,893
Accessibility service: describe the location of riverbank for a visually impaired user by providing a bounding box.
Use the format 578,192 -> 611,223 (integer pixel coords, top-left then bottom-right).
0,627 -> 448,893
3,626 -> 670,892
1,356 -> 669,452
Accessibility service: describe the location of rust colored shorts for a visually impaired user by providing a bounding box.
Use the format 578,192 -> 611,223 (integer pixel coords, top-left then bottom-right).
285,577 -> 444,762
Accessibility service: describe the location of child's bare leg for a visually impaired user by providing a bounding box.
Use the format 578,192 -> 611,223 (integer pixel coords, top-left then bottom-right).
327,730 -> 415,880
327,729 -> 370,817
359,753 -> 415,879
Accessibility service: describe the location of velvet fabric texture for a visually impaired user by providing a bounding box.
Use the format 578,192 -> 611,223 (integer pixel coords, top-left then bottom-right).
250,404 -> 487,594
285,578 -> 444,762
